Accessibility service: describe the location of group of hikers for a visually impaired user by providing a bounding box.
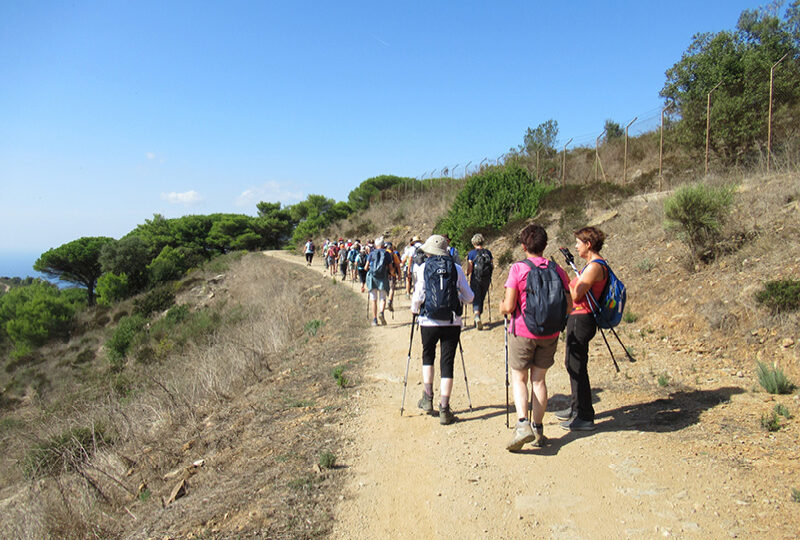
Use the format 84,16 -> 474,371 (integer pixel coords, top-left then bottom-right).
303,224 -> 611,452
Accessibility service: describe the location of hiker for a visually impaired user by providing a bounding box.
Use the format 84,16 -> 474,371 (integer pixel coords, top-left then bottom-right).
557,226 -> 608,432
304,238 -> 315,266
326,242 -> 339,277
443,234 -> 461,265
365,237 -> 391,326
385,241 -> 402,312
405,236 -> 424,295
338,242 -> 349,281
500,224 -> 572,451
465,233 -> 493,330
356,246 -> 368,292
348,242 -> 359,281
401,235 -> 420,282
322,239 -> 330,270
411,234 -> 474,425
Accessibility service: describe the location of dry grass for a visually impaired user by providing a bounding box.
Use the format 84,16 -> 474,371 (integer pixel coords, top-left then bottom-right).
0,253 -> 368,539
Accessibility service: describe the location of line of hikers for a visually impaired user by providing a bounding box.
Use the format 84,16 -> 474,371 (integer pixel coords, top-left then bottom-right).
304,224 -> 611,451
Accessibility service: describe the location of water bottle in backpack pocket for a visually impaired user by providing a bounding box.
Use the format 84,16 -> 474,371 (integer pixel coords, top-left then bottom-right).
421,255 -> 463,322
519,259 -> 569,336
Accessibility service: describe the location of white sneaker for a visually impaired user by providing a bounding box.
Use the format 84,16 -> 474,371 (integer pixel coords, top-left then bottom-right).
475,314 -> 483,330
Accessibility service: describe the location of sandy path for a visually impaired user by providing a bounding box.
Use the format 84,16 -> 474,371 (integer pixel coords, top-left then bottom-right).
268,251 -> 781,539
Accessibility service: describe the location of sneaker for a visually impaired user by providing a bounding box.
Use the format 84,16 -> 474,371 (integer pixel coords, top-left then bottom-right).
560,417 -> 596,431
388,300 -> 394,312
371,318 -> 378,327
475,314 -> 483,331
554,408 -> 575,421
439,405 -> 455,425
378,312 -> 387,325
506,420 -> 535,452
417,392 -> 433,413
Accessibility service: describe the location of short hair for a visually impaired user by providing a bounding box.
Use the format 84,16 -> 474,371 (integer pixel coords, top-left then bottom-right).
519,224 -> 547,255
471,233 -> 484,246
574,226 -> 605,252
375,236 -> 384,248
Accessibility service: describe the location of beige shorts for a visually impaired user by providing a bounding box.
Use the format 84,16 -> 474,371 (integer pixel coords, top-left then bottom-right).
508,332 -> 558,371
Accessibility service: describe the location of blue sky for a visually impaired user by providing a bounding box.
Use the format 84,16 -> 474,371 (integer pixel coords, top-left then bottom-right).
0,0 -> 766,260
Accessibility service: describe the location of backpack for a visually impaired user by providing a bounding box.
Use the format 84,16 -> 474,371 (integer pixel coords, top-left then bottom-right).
519,259 -> 569,336
472,249 -> 493,284
356,252 -> 367,269
412,247 -> 427,267
370,249 -> 389,279
587,260 -> 626,329
421,255 -> 463,322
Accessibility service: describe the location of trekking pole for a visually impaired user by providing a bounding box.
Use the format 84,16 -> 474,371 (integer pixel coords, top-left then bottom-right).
503,316 -> 510,428
457,338 -> 473,412
400,314 -> 417,416
487,284 -> 492,324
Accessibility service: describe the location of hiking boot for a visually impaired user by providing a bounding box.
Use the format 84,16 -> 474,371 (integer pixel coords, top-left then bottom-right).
560,417 -> 596,431
554,408 -> 575,421
475,314 -> 483,330
371,318 -> 378,327
417,392 -> 433,413
439,405 -> 455,425
378,312 -> 387,326
531,424 -> 547,448
506,420 -> 535,452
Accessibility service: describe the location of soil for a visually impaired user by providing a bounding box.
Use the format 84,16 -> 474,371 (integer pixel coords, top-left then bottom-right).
268,214 -> 799,539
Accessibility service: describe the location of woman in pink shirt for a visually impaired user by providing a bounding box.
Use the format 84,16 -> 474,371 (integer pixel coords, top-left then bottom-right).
500,224 -> 572,451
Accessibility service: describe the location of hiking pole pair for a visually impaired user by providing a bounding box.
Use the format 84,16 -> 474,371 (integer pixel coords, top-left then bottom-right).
503,316 -> 510,428
558,248 -> 635,371
400,314 -> 417,416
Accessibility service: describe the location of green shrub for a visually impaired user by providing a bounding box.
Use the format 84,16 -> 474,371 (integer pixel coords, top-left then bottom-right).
623,312 -> 639,324
792,488 -> 800,503
774,403 -> 792,419
106,314 -> 146,367
165,304 -> 190,324
133,286 -> 175,316
637,258 -> 655,273
22,425 -> 108,479
755,279 -> 800,314
657,373 -> 670,387
318,451 -> 336,469
332,366 -> 348,388
760,411 -> 781,432
96,272 -> 130,306
304,319 -> 324,337
0,282 -> 77,352
756,362 -> 796,395
436,164 -> 552,253
663,183 -> 735,264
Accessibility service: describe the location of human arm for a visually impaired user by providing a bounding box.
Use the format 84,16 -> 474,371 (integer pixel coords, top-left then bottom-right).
410,264 -> 425,313
500,286 -> 517,315
569,260 -> 604,303
456,265 -> 474,304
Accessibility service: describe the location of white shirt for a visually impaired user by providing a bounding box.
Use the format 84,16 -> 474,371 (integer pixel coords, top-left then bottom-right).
411,259 -> 474,326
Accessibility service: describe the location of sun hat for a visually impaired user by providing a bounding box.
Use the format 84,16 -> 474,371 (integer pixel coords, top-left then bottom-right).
420,234 -> 448,256
411,235 -> 421,243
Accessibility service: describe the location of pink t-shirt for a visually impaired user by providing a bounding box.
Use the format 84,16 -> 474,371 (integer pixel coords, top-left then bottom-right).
504,256 -> 570,339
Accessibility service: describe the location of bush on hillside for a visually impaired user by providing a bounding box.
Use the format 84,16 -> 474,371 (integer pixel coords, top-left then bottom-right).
435,164 -> 552,253
106,314 -> 146,368
663,183 -> 735,264
755,279 -> 800,314
133,286 -> 175,316
96,272 -> 130,306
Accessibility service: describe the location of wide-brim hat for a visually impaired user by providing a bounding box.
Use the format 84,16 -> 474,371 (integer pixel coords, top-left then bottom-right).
411,235 -> 421,243
420,234 -> 448,256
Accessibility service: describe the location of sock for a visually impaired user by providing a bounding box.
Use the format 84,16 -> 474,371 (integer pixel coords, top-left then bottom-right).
533,423 -> 544,433
424,383 -> 433,397
440,395 -> 450,408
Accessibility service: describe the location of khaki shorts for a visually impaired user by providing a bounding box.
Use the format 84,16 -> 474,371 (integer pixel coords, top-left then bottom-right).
508,332 -> 558,371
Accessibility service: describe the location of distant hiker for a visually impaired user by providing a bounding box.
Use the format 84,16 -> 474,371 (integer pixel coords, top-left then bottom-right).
326,242 -> 339,277
322,239 -> 331,270
411,234 -> 474,425
405,236 -> 424,295
338,243 -> 349,281
384,241 -> 402,312
304,238 -> 315,266
500,224 -> 572,451
365,237 -> 391,326
401,235 -> 420,282
356,246 -> 368,292
558,226 -> 608,432
348,242 -> 360,281
465,233 -> 493,330
443,234 -> 461,265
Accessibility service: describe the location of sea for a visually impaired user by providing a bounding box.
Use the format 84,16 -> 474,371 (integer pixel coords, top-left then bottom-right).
0,252 -> 66,286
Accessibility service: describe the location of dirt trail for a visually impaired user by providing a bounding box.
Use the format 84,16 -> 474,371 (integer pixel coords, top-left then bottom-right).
268,251 -> 789,539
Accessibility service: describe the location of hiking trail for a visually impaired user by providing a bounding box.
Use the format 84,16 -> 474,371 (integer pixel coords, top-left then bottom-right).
267,250 -> 794,539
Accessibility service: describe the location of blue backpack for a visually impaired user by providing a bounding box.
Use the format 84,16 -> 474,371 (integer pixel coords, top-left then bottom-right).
421,255 -> 462,322
518,259 -> 569,336
587,260 -> 626,329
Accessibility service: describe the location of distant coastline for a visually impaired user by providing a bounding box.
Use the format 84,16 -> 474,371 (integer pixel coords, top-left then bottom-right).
0,252 -> 68,287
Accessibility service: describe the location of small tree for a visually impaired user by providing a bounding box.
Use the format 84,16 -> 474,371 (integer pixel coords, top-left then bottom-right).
663,183 -> 735,265
34,237 -> 114,305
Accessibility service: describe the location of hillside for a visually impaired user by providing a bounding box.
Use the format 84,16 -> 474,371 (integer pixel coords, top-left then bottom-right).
0,169 -> 798,538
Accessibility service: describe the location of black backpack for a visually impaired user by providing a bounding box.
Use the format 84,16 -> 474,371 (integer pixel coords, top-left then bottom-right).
421,255 -> 463,322
412,247 -> 427,267
518,259 -> 569,336
472,249 -> 493,284
370,249 -> 389,279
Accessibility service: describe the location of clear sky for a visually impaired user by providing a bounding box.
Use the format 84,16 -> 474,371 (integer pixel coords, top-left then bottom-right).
0,0 -> 767,257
